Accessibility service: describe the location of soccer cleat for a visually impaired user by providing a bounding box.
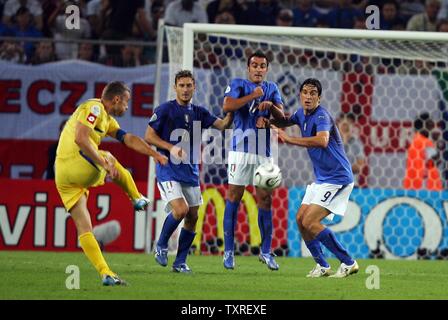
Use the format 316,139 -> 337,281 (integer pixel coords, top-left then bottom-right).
133,195 -> 150,211
223,251 -> 235,270
154,245 -> 168,267
259,252 -> 279,271
172,263 -> 192,273
102,273 -> 128,286
329,261 -> 359,278
306,264 -> 332,278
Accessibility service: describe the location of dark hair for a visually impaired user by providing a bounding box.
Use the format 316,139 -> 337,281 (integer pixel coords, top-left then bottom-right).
175,70 -> 195,84
16,6 -> 29,16
151,0 -> 165,14
102,81 -> 130,100
299,78 -> 322,96
247,50 -> 269,67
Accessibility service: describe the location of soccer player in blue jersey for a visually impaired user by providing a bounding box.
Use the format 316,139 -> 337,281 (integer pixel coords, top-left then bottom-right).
222,51 -> 286,271
270,78 -> 359,278
144,70 -> 233,273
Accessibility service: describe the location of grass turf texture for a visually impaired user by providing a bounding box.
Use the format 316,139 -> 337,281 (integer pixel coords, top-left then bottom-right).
1,251 -> 448,300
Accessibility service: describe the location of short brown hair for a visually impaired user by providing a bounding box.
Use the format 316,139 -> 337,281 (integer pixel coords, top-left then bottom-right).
102,81 -> 130,100
175,70 -> 195,85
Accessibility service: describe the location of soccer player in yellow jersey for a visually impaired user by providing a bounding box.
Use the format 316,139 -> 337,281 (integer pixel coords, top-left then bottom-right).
55,81 -> 168,286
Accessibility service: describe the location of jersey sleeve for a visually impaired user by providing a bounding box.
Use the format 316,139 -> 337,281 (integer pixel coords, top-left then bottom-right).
289,109 -> 301,126
199,106 -> 218,129
76,101 -> 103,129
107,116 -> 120,135
270,83 -> 283,105
316,111 -> 332,132
224,79 -> 242,99
148,104 -> 168,132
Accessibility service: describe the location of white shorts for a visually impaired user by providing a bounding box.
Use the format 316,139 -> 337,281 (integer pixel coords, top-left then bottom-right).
157,181 -> 203,212
302,182 -> 354,218
227,151 -> 273,186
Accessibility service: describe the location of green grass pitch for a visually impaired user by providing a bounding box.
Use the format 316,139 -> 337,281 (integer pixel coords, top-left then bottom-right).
1,251 -> 448,300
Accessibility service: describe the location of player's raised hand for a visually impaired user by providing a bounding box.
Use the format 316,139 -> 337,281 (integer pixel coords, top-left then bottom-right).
258,101 -> 272,111
170,145 -> 188,162
256,116 -> 269,128
252,86 -> 264,99
155,153 -> 169,166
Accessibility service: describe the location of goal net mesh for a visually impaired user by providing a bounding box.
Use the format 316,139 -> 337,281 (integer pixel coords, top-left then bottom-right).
162,26 -> 448,260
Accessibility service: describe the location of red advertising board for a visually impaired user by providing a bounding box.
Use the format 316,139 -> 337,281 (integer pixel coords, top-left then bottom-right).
0,179 -> 288,254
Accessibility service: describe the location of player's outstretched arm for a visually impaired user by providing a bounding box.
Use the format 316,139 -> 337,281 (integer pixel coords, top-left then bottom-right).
269,116 -> 294,128
271,103 -> 286,121
223,86 -> 264,112
272,126 -> 329,148
75,121 -> 118,178
144,126 -> 187,161
212,112 -> 233,131
123,133 -> 168,165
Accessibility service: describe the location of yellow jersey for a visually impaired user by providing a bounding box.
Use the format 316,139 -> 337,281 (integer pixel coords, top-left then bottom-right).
56,99 -> 120,159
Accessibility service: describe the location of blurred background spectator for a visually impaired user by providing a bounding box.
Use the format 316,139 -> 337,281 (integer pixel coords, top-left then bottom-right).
326,0 -> 363,29
276,8 -> 294,26
48,0 -> 91,60
403,112 -> 443,191
0,32 -> 25,63
28,39 -> 57,64
77,41 -> 98,62
99,0 -> 154,55
245,0 -> 281,26
380,0 -> 406,30
406,0 -> 440,31
2,0 -> 43,31
400,0 -> 426,22
214,10 -> 236,24
207,0 -> 247,25
100,42 -> 148,67
164,0 -> 208,27
292,0 -> 321,27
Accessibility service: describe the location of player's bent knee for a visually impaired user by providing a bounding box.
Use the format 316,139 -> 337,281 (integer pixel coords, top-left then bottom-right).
172,206 -> 189,219
301,214 -> 317,232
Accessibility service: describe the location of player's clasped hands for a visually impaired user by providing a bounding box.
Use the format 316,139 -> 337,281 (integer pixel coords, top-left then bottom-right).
252,86 -> 264,98
256,116 -> 269,128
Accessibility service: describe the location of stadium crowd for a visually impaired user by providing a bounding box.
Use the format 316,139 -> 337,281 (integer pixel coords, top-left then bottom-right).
0,0 -> 448,66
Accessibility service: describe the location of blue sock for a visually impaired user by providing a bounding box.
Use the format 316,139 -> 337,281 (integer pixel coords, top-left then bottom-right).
157,212 -> 181,249
305,239 -> 330,268
316,228 -> 354,265
224,200 -> 239,252
173,228 -> 196,266
258,208 -> 272,254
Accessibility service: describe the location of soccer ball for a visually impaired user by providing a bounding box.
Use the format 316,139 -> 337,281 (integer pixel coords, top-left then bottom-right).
254,163 -> 282,190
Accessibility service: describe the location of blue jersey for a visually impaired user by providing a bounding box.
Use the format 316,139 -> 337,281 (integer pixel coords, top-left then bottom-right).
224,78 -> 283,156
290,105 -> 353,185
148,100 -> 217,186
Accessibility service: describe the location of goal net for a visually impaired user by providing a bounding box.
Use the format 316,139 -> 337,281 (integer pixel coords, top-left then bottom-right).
158,24 -> 448,260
